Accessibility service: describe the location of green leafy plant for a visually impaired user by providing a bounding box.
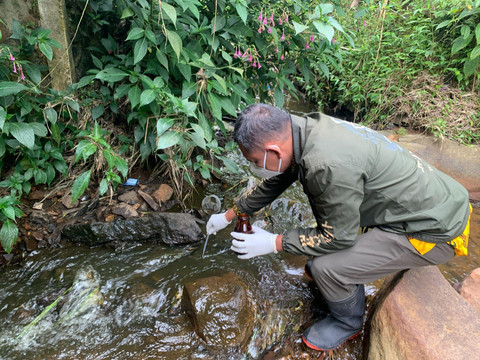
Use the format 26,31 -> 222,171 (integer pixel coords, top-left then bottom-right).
73,120 -> 128,202
70,0 -> 348,195
0,195 -> 23,254
0,21 -> 73,253
436,0 -> 480,84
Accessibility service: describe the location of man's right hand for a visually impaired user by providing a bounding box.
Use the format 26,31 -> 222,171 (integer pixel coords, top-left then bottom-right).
206,212 -> 231,235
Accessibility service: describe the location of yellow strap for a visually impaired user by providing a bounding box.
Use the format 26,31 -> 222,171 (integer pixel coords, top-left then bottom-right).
409,204 -> 472,256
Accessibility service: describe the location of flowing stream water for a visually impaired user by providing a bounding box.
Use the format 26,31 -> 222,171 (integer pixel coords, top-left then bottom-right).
0,102 -> 478,359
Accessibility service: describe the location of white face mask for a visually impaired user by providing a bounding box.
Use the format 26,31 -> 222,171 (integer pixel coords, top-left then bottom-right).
249,151 -> 283,179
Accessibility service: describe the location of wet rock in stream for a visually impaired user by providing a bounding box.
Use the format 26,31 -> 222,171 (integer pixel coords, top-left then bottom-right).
182,272 -> 255,350
61,212 -> 202,246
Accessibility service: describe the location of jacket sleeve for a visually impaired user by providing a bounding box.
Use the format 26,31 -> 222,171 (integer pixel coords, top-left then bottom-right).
235,164 -> 298,214
281,162 -> 366,256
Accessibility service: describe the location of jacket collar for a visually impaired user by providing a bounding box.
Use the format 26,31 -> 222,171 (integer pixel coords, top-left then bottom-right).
290,114 -> 307,165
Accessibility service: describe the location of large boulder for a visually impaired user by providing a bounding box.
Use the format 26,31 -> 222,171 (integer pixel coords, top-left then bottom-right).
62,212 -> 202,246
394,134 -> 480,202
182,272 -> 255,350
454,268 -> 480,314
367,266 -> 480,360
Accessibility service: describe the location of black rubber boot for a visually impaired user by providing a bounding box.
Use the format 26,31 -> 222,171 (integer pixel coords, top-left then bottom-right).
302,284 -> 365,351
304,259 -> 314,280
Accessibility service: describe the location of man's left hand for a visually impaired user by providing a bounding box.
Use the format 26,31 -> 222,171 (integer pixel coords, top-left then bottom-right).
231,225 -> 278,259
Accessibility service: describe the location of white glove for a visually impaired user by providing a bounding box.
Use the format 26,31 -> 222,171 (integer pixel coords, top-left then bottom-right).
231,225 -> 278,259
206,212 -> 231,235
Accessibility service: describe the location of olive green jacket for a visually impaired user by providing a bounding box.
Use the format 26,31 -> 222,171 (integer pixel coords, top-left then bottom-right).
236,113 -> 470,256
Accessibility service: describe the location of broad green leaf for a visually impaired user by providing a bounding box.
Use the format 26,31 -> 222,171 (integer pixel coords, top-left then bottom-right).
99,178 -> 108,195
464,55 -> 480,77
34,168 -> 47,185
157,131 -> 181,150
212,74 -> 227,94
75,140 -> 95,163
274,86 -> 285,109
208,93 -> 222,120
199,53 -> 215,67
314,21 -> 335,43
190,123 -> 206,149
0,81 -> 28,97
121,7 -> 135,19
162,2 -> 177,28
176,62 -> 191,81
452,34 -> 474,55
235,3 -> 248,24
114,84 -> 131,100
0,220 -> 18,254
0,106 -> 5,130
220,97 -> 237,117
0,137 -> 5,158
471,45 -> 480,60
44,108 -> 58,124
197,113 -> 213,142
328,17 -> 344,33
166,29 -> 182,60
115,157 -> 128,177
134,37 -> 148,64
126,27 -> 145,41
92,104 -> 105,120
9,123 -> 35,149
156,49 -> 169,70
140,89 -> 156,106
353,8 -> 368,19
216,155 -> 238,173
436,20 -> 451,30
319,3 -> 334,15
95,68 -> 128,82
145,30 -> 156,44
293,21 -> 309,35
39,42 -> 53,60
128,86 -> 141,108
29,123 -> 48,137
476,23 -> 480,45
2,206 -> 16,221
221,50 -> 233,64
71,169 -> 91,203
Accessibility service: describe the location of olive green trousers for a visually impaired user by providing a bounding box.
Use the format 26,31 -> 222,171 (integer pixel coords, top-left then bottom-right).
309,227 -> 455,302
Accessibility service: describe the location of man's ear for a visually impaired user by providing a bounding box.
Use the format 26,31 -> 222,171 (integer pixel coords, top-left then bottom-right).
265,144 -> 282,157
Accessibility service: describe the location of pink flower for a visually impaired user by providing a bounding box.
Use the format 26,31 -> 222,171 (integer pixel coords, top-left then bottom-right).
306,41 -> 310,49
253,61 -> 257,68
310,33 -> 314,42
13,63 -> 17,73
267,27 -> 272,34
248,54 -> 252,62
363,20 -> 367,26
285,14 -> 289,23
243,51 -> 248,57
281,30 -> 285,40
9,53 -> 15,61
280,53 -> 284,60
263,18 -> 267,25
278,18 -> 283,25
258,63 -> 262,69
259,10 -> 263,21
276,47 -> 279,53
258,27 -> 262,33
332,38 -> 336,44
19,66 -> 25,80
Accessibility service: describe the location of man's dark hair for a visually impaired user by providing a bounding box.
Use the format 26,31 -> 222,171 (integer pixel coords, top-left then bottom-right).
234,103 -> 290,152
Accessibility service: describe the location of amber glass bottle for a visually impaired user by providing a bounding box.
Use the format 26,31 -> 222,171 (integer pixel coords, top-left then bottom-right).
234,213 -> 253,234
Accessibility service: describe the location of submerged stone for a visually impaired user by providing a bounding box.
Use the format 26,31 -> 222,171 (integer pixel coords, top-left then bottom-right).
62,212 -> 202,246
182,272 -> 255,349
